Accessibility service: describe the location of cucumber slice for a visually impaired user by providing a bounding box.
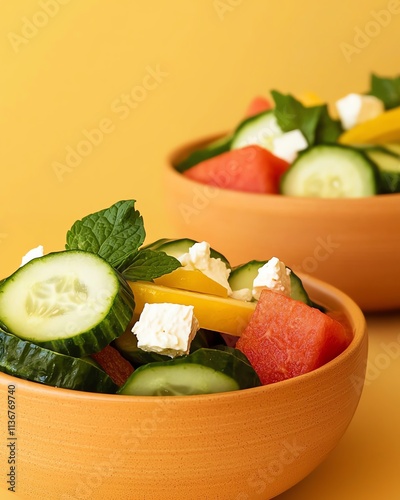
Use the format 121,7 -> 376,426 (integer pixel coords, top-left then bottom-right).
363,146 -> 400,193
229,259 -> 312,306
280,144 -> 379,197
143,238 -> 231,269
0,250 -> 134,357
0,327 -> 118,393
118,347 -> 261,396
230,110 -> 283,151
174,134 -> 233,173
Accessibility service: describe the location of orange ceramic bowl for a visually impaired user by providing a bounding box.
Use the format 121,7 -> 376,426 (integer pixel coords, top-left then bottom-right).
164,134 -> 400,312
0,274 -> 367,500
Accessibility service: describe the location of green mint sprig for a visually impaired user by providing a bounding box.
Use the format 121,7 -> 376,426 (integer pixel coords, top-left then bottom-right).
66,200 -> 181,281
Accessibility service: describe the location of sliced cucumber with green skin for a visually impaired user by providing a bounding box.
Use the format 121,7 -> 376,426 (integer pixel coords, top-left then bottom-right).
229,259 -> 312,306
142,238 -> 231,269
280,144 -> 380,198
0,327 -> 118,393
113,328 -> 226,367
174,134 -> 233,173
363,145 -> 400,193
118,347 -> 261,396
0,250 -> 135,357
230,110 -> 283,151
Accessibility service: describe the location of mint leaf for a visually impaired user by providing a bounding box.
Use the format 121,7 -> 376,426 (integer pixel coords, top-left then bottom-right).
121,249 -> 181,282
368,73 -> 400,110
66,200 -> 145,269
315,105 -> 343,143
271,90 -> 322,145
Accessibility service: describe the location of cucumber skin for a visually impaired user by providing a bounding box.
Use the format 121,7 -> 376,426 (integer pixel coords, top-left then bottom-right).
0,327 -> 118,393
143,238 -> 231,268
229,260 -> 312,306
118,347 -> 261,396
0,253 -> 135,358
363,147 -> 400,193
113,328 -> 227,368
379,171 -> 400,193
230,110 -> 279,150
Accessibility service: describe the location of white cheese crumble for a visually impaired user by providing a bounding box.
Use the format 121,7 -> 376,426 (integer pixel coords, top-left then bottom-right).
178,241 -> 232,294
131,302 -> 200,358
230,288 -> 253,301
20,245 -> 44,267
272,129 -> 308,163
252,257 -> 291,300
335,93 -> 384,130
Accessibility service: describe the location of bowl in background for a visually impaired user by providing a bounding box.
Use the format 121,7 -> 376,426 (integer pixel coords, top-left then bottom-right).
164,134 -> 400,312
0,274 -> 367,499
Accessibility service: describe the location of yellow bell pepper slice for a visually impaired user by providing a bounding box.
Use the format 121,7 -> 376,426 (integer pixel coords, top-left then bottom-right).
153,269 -> 228,298
339,107 -> 400,145
128,281 -> 255,337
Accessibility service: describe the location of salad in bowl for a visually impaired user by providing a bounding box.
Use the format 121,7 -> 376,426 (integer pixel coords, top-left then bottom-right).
0,200 -> 367,499
174,72 -> 400,198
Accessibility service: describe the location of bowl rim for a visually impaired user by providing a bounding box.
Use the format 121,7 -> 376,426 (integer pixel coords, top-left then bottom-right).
0,273 -> 367,403
166,131 -> 400,206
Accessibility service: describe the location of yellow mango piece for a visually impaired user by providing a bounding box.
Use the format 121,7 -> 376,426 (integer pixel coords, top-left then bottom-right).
339,107 -> 400,145
128,281 -> 256,337
297,91 -> 324,107
154,269 -> 228,298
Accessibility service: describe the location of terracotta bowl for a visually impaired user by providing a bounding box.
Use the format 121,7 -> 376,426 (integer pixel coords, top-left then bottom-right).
164,134 -> 400,312
0,274 -> 367,500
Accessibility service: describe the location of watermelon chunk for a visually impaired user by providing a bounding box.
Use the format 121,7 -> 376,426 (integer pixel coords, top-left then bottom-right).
91,344 -> 134,387
236,290 -> 352,385
245,96 -> 272,117
183,145 -> 290,194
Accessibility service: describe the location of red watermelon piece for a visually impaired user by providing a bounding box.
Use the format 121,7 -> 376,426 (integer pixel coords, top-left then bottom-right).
245,96 -> 272,117
236,290 -> 352,385
183,145 -> 290,194
91,344 -> 134,387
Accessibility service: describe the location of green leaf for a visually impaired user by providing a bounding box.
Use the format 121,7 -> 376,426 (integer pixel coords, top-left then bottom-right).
66,200 -> 145,269
368,73 -> 400,110
121,249 -> 181,282
271,90 -> 322,145
314,104 -> 343,144
174,134 -> 233,173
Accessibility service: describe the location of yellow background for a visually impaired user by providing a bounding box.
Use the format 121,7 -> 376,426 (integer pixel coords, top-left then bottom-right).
1,0 -> 400,277
1,2 -> 400,498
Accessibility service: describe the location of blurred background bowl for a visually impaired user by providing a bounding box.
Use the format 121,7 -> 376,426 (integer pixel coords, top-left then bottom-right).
165,134 -> 400,312
0,274 -> 367,500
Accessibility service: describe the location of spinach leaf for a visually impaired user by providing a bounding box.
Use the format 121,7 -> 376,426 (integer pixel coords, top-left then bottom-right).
271,90 -> 322,145
368,73 -> 400,110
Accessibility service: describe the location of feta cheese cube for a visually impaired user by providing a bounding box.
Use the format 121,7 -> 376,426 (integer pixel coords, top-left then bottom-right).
132,303 -> 199,358
230,288 -> 253,302
272,129 -> 308,163
178,241 -> 232,294
20,245 -> 44,267
252,257 -> 291,300
335,93 -> 384,130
